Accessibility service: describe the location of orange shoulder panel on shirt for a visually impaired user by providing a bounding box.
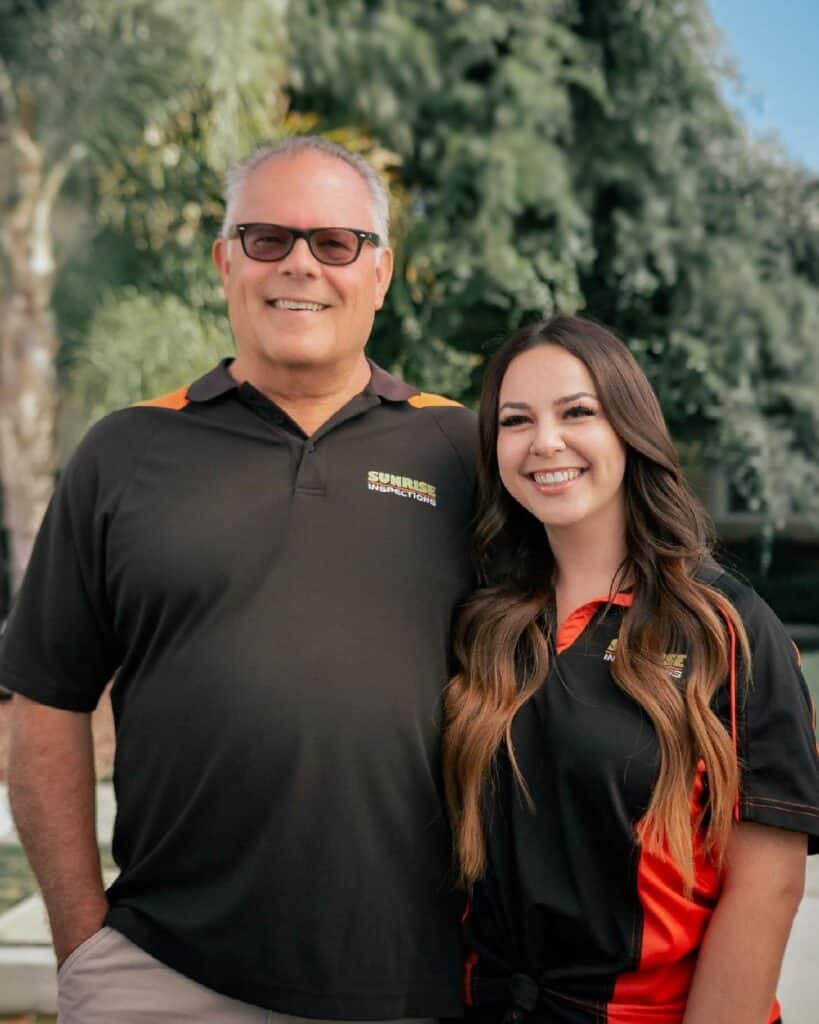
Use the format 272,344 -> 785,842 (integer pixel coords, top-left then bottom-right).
407,392 -> 463,409
135,386 -> 190,410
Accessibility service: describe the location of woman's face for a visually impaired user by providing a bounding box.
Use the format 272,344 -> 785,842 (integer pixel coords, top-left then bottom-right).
495,344 -> 627,536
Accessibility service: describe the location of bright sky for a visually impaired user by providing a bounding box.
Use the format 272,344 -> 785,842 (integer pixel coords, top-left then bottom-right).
708,0 -> 819,171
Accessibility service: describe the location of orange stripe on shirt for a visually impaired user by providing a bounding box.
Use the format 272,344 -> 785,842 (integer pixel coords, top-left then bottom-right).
610,770 -> 781,1024
407,392 -> 463,409
721,614 -> 740,822
135,386 -> 190,410
609,770 -> 719,1020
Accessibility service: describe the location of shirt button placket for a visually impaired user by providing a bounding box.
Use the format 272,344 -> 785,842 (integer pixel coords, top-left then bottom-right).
295,438 -> 325,494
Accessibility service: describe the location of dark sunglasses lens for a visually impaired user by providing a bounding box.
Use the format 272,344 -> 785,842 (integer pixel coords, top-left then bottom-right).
242,225 -> 293,261
310,228 -> 360,265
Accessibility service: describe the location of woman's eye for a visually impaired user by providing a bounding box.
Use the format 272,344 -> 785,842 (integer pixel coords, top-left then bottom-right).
564,405 -> 595,419
498,415 -> 530,428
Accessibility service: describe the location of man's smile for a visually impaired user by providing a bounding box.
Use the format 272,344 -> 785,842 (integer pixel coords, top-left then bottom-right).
266,298 -> 329,311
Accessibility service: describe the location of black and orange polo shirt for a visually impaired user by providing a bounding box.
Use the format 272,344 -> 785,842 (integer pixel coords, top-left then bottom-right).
1,359 -> 477,1018
465,571 -> 819,1024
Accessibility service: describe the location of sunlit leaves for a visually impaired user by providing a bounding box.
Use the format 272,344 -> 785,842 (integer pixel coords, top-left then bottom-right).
65,289 -> 229,427
7,0 -> 818,537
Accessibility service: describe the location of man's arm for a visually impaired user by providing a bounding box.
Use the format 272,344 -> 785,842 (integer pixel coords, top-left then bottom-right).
682,821 -> 806,1023
7,694 -> 108,966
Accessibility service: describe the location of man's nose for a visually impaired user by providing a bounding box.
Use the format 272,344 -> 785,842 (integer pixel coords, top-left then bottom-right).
279,237 -> 319,274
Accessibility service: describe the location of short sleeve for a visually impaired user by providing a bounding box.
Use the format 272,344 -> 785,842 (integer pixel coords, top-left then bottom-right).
729,592 -> 819,854
0,423 -> 125,710
429,405 -> 479,489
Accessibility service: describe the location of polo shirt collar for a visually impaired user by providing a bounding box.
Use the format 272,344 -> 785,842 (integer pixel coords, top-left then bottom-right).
186,359 -> 238,402
185,357 -> 420,405
556,592 -> 633,655
365,360 -> 419,402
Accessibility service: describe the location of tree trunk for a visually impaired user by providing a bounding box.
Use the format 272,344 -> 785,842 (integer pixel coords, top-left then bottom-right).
0,290 -> 59,597
0,123 -> 82,596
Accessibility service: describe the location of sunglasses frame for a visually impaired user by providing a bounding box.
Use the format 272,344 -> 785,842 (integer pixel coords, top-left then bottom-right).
231,223 -> 381,266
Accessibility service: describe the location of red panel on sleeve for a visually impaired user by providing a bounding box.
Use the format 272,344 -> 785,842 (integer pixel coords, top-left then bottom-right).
609,768 -> 781,1023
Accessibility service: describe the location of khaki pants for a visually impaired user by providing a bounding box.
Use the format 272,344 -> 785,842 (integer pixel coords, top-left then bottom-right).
57,926 -> 437,1024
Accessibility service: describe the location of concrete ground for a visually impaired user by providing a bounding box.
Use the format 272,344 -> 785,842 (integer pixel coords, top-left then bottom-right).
0,784 -> 817,1019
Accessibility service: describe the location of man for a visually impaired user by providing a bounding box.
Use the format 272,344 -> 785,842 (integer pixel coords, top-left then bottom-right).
1,137 -> 477,1023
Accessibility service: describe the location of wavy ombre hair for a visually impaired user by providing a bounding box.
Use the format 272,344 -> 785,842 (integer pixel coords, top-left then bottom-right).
443,316 -> 750,891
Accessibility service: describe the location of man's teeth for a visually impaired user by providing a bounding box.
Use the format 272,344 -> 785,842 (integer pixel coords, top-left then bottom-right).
271,299 -> 325,311
533,469 -> 583,485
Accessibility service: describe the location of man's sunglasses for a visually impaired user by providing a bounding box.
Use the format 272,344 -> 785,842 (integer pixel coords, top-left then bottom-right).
231,223 -> 381,266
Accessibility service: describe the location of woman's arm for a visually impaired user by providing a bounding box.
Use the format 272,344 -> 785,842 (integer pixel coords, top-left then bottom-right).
683,821 -> 806,1024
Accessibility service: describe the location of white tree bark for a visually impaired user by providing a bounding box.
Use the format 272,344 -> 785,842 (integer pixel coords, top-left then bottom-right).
0,65 -> 85,594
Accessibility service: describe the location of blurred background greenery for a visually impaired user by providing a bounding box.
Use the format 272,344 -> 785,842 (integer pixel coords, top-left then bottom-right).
804,654 -> 819,714
1,0 -> 818,634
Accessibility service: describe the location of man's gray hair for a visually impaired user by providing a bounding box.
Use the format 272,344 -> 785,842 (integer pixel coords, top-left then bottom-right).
220,136 -> 391,245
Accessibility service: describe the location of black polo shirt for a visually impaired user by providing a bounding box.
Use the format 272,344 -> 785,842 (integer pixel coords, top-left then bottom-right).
465,571 -> 819,1024
1,359 -> 477,1018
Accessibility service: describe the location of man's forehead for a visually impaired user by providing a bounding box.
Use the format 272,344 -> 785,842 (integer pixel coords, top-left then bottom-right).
235,152 -> 375,226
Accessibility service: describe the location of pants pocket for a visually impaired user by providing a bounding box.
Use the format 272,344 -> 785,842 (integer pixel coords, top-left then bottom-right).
57,925 -> 115,982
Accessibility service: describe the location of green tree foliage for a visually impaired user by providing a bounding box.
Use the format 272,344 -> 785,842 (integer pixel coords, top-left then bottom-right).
9,0 -> 818,544
54,0 -> 290,424
286,0 -> 819,530
0,0 -> 197,591
568,1 -> 819,527
68,290 -> 228,423
0,0 -> 290,590
288,0 -> 602,395
0,0 -> 191,164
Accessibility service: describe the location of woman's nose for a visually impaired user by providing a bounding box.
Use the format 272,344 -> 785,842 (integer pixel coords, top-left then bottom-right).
529,423 -> 566,457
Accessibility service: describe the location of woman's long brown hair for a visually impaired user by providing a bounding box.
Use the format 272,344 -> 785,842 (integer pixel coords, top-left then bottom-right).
443,316 -> 750,891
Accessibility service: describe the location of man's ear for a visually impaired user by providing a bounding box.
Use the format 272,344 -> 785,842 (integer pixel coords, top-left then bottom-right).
373,247 -> 394,310
212,237 -> 231,288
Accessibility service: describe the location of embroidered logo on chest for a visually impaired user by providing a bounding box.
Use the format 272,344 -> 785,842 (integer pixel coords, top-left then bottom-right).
603,639 -> 687,679
367,470 -> 437,507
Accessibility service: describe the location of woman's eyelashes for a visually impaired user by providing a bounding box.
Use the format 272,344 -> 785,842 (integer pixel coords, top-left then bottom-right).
563,404 -> 596,419
498,405 -> 597,429
498,414 -> 531,428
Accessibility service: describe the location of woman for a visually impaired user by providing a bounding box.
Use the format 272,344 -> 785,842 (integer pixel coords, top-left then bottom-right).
444,316 -> 819,1024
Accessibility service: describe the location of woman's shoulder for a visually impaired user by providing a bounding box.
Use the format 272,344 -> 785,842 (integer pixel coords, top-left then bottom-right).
699,563 -> 796,654
697,562 -> 765,613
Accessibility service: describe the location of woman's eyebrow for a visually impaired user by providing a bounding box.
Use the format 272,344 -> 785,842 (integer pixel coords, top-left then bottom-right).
554,391 -> 596,405
499,392 -> 597,411
498,401 -> 531,412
